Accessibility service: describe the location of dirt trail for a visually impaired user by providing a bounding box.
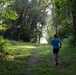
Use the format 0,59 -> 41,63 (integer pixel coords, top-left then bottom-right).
24,49 -> 39,75
23,46 -> 65,75
49,52 -> 65,70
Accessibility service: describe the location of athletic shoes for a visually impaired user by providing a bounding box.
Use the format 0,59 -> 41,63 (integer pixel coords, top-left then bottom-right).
56,62 -> 58,65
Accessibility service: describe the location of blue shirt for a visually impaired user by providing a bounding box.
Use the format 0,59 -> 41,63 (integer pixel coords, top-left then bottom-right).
51,38 -> 60,49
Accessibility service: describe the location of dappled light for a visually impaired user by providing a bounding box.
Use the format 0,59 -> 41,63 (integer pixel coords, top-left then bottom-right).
16,46 -> 37,49
8,45 -> 37,50
0,41 -> 76,75
0,0 -> 76,75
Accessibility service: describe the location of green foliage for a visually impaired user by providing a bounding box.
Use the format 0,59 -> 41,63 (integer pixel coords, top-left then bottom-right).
1,8 -> 18,20
0,0 -> 12,3
0,36 -> 7,53
0,41 -> 37,75
0,60 -> 27,75
0,24 -> 10,30
0,36 -> 8,60
0,42 -> 76,75
59,43 -> 76,75
50,0 -> 74,42
1,0 -> 47,42
30,44 -> 76,75
67,36 -> 75,47
0,0 -> 18,31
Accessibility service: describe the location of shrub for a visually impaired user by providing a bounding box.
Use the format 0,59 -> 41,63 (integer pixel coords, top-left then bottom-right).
0,36 -> 7,57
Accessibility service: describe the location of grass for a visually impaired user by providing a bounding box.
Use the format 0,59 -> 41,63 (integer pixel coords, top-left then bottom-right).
59,44 -> 76,75
0,41 -> 76,75
29,44 -> 76,75
0,40 -> 37,75
29,44 -> 62,75
0,60 -> 26,75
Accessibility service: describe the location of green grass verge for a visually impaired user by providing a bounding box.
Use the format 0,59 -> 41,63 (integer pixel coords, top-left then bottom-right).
59,44 -> 76,75
29,44 -> 76,75
0,40 -> 37,75
0,41 -> 76,75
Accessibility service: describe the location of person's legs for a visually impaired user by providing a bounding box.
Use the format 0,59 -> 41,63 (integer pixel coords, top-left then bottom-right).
53,49 -> 59,65
54,53 -> 58,65
55,53 -> 58,65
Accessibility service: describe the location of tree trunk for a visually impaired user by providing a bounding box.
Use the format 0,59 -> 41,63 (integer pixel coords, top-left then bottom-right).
72,0 -> 76,46
72,10 -> 76,46
17,27 -> 20,41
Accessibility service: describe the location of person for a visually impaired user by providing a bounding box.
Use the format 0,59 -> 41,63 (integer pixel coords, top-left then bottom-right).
50,34 -> 62,65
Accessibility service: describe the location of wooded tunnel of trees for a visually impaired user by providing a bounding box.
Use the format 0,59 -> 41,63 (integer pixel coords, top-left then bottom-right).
0,1 -> 76,75
0,0 -> 76,46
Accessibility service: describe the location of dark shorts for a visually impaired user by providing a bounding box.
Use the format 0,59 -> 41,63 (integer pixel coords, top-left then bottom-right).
53,49 -> 59,54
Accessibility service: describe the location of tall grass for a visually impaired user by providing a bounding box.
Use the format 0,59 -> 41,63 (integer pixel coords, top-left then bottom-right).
0,40 -> 37,75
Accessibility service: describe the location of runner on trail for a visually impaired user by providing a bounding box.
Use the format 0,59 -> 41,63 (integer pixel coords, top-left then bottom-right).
50,34 -> 62,65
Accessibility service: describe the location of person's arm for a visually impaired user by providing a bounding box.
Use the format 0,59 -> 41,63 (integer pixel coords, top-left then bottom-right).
50,39 -> 53,45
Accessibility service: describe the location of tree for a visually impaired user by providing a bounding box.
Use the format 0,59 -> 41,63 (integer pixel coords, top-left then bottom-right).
71,0 -> 76,46
50,0 -> 76,46
4,0 -> 48,42
0,0 -> 18,30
